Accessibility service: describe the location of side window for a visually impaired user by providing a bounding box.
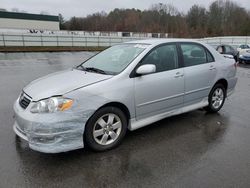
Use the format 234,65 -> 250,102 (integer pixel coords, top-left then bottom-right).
225,46 -> 231,53
230,46 -> 235,51
180,43 -> 207,67
140,44 -> 178,73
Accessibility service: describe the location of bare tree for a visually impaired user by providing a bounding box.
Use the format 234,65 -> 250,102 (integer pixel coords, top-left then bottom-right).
63,0 -> 250,37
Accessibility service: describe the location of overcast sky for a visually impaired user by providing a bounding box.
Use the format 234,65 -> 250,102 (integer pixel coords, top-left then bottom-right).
1,0 -> 250,19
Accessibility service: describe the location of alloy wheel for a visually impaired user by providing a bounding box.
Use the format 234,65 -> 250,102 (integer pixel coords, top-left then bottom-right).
211,88 -> 224,109
93,113 -> 122,145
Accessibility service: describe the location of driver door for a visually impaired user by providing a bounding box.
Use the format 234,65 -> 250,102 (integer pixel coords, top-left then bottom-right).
133,43 -> 184,120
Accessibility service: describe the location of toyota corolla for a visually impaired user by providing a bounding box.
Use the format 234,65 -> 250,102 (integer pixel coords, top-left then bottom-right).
13,39 -> 237,153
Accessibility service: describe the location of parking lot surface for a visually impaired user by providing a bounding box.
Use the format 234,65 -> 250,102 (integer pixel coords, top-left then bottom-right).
0,52 -> 250,188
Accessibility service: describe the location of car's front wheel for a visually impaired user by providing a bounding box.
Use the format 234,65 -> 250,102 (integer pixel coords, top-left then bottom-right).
84,106 -> 127,151
205,84 -> 226,113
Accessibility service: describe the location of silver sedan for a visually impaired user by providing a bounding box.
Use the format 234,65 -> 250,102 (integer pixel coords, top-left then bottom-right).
13,39 -> 238,153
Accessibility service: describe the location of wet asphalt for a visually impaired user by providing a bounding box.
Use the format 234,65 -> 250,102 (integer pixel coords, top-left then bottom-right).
0,52 -> 250,188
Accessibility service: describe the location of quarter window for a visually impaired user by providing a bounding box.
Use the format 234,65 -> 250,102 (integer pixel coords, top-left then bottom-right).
206,50 -> 214,62
140,44 -> 179,73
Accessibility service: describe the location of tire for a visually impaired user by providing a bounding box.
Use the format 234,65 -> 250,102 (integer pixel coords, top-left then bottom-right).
205,84 -> 226,113
84,106 -> 127,151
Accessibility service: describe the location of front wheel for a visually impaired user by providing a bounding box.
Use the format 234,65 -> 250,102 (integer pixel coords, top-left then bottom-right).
84,106 -> 127,151
205,84 -> 226,113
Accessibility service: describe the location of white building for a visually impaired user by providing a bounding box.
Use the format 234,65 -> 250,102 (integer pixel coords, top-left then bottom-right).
0,11 -> 59,31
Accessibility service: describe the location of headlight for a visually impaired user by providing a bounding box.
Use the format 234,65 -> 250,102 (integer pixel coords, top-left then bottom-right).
30,97 -> 73,113
239,55 -> 243,58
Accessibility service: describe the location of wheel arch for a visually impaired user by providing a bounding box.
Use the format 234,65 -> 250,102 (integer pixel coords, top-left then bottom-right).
214,78 -> 228,91
100,102 -> 131,121
205,78 -> 228,113
211,78 -> 228,97
83,102 -> 129,151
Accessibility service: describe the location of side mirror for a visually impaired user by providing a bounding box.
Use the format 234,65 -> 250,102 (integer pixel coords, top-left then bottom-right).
136,64 -> 156,75
223,54 -> 234,59
217,47 -> 223,54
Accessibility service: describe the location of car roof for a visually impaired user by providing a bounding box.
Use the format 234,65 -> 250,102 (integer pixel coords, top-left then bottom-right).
126,38 -> 202,45
126,38 -> 225,61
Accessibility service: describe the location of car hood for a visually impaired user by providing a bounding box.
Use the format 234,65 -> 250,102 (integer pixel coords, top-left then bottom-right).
242,52 -> 250,57
241,49 -> 250,54
23,69 -> 113,101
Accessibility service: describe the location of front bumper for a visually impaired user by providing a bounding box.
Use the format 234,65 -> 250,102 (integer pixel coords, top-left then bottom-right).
13,99 -> 93,153
239,56 -> 250,63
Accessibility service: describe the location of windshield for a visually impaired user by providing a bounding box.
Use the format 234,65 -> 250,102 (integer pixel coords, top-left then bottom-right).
240,45 -> 250,49
78,43 -> 149,75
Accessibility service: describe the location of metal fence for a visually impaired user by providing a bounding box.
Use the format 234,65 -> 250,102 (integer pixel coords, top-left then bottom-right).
198,36 -> 250,47
1,33 -> 250,48
0,33 -> 146,47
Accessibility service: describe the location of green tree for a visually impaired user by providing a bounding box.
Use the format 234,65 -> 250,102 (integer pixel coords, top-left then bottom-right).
187,5 -> 207,37
58,13 -> 66,30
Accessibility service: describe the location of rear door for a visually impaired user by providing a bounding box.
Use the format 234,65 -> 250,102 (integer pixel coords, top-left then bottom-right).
179,42 -> 216,106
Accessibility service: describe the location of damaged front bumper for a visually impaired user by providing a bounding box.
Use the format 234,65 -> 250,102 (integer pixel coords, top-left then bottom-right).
13,99 -> 94,153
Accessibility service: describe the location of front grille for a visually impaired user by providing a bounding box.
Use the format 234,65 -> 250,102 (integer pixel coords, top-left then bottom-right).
19,93 -> 31,109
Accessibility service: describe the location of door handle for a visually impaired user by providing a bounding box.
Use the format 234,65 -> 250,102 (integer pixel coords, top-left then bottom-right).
174,72 -> 184,78
209,65 -> 216,70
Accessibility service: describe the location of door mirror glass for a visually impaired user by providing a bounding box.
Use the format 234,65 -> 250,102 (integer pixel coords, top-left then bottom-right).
136,64 -> 156,75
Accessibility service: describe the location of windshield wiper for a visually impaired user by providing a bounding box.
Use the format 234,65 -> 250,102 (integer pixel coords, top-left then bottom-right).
85,67 -> 108,74
77,65 -> 107,75
76,64 -> 85,70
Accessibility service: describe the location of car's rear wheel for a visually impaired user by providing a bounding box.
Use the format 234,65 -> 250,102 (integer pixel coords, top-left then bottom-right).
205,84 -> 226,113
84,106 -> 127,151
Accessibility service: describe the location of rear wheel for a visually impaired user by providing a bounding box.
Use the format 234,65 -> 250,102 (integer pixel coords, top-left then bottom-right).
205,84 -> 226,113
85,106 -> 127,151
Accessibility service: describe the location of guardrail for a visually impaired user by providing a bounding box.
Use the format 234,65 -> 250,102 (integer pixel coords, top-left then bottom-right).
198,36 -> 250,47
0,33 -> 146,47
1,33 -> 250,48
